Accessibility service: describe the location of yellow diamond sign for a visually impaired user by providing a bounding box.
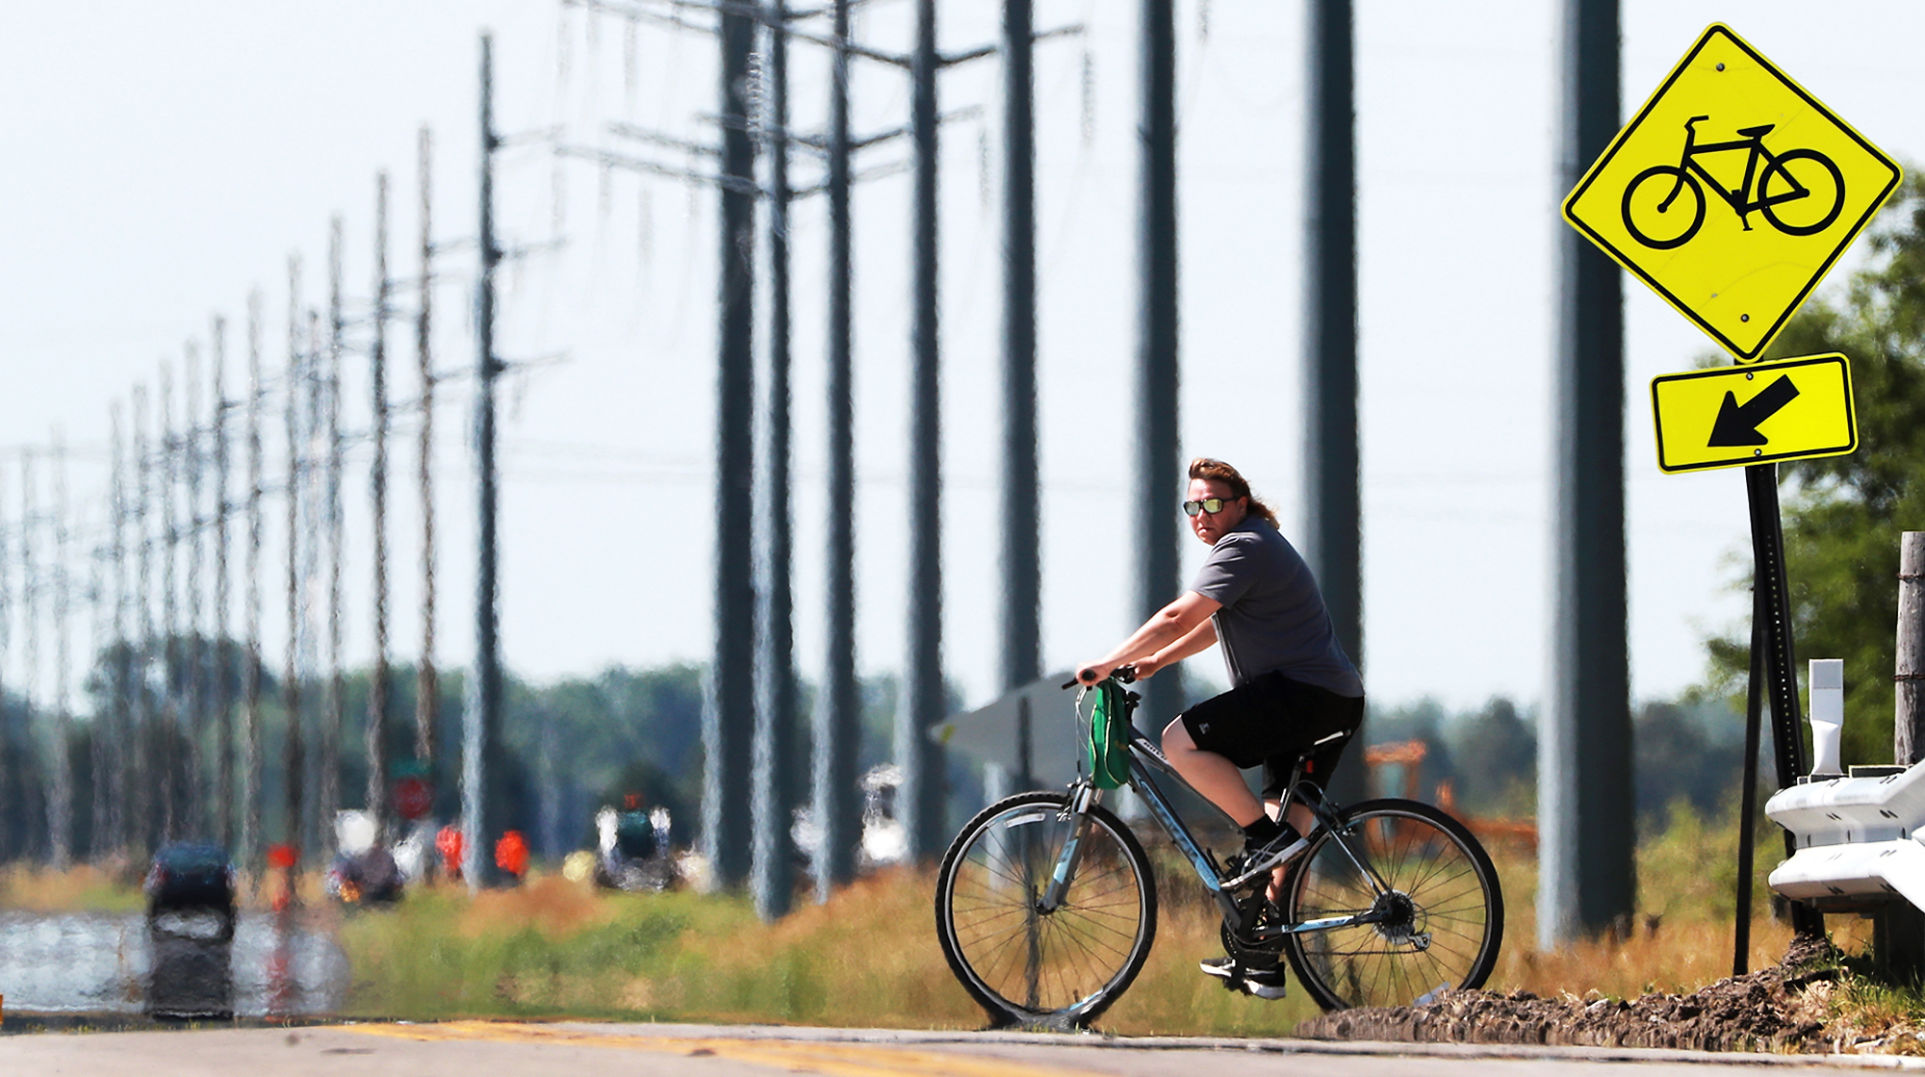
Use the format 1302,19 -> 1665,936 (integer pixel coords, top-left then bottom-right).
1650,354 -> 1856,474
1564,24 -> 1900,361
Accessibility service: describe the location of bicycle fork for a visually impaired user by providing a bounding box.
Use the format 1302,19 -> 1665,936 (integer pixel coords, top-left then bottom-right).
1038,782 -> 1099,913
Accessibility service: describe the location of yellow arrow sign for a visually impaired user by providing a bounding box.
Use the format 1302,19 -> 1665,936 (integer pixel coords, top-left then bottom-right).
1564,24 -> 1900,361
1650,353 -> 1856,474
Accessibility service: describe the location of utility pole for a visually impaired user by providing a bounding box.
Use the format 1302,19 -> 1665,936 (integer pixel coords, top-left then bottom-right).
415,126 -> 440,776
998,0 -> 1039,792
49,434 -> 72,869
19,449 -> 40,862
703,3 -> 757,892
131,389 -> 155,856
751,0 -> 798,922
186,344 -> 207,839
815,0 -> 861,901
1302,0 -> 1364,809
1542,0 -> 1632,945
242,292 -> 266,873
20,449 -> 40,862
897,0 -> 948,866
212,315 -> 235,851
369,171 -> 394,837
284,259 -> 307,869
562,0 -> 1012,892
322,220 -> 346,844
303,310 -> 329,857
160,363 -> 181,843
464,33 -> 508,889
1134,0 -> 1183,733
87,501 -> 110,859
106,403 -> 129,855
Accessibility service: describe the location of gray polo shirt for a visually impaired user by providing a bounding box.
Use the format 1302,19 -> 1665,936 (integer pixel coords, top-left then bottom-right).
1189,518 -> 1363,697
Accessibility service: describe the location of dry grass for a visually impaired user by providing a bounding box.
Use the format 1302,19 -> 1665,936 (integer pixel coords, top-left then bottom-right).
0,802 -> 1907,1037
325,807 -> 1817,1034
0,861 -> 142,913
1484,805 -> 1874,1000
456,875 -> 623,940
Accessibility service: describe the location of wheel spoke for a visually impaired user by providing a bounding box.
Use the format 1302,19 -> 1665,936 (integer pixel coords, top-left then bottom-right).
936,794 -> 1155,1025
1283,802 -> 1502,1011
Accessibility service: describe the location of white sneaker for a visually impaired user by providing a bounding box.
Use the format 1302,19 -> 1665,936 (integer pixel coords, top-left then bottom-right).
1199,956 -> 1288,1000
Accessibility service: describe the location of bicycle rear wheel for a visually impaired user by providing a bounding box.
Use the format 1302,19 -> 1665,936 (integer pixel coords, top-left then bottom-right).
934,791 -> 1156,1028
1280,797 -> 1503,1012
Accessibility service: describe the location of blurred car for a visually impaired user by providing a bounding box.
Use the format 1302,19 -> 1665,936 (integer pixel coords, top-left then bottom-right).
144,841 -> 237,941
147,929 -> 235,1020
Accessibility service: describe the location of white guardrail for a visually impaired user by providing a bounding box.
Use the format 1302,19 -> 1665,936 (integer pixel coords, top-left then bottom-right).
1765,659 -> 1925,912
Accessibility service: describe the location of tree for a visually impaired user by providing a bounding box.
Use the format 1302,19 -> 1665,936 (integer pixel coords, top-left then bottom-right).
1633,699 -> 1742,827
1447,697 -> 1536,816
1705,171 -> 1925,767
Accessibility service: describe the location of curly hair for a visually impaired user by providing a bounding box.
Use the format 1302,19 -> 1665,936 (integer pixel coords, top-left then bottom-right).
1187,457 -> 1279,528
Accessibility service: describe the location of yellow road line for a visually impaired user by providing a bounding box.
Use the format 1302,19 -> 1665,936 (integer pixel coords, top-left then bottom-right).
345,1021 -> 1108,1077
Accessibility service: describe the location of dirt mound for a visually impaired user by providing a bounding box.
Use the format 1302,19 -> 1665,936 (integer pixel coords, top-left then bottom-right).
1296,935 -> 1843,1053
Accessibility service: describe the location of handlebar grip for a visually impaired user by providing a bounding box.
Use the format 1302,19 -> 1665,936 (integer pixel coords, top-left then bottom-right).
1064,665 -> 1137,690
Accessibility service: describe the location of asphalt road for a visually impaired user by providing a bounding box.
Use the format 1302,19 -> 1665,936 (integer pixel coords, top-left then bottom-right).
0,1021 -> 1920,1076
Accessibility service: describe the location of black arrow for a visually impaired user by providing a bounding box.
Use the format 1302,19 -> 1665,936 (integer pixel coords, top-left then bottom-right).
1708,374 -> 1800,447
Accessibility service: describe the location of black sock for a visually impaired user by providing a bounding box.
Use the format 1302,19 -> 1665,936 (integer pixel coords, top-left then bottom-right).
1240,816 -> 1283,845
1241,817 -> 1299,848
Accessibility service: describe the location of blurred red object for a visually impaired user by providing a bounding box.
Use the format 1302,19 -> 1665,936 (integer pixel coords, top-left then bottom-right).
267,843 -> 297,870
436,825 -> 464,878
495,830 -> 529,878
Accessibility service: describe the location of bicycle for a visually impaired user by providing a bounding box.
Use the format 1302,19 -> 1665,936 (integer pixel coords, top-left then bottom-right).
1620,115 -> 1844,249
933,669 -> 1504,1029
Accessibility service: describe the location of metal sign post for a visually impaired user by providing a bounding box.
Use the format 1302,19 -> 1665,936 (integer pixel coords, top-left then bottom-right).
1745,461 -> 1825,939
1733,583 -> 1765,975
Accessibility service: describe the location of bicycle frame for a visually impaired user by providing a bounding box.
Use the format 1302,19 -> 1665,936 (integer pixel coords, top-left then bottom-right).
1045,684 -> 1396,943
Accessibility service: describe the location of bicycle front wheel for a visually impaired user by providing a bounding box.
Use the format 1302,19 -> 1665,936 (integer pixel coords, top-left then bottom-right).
934,791 -> 1157,1028
1281,797 -> 1503,1012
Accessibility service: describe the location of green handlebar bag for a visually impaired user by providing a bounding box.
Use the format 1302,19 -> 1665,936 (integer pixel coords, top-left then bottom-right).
1084,681 -> 1133,790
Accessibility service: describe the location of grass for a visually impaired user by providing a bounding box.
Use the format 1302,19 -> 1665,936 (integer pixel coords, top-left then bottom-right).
0,861 -> 143,914
336,871 -> 987,1027
321,801 -> 1864,1035
0,803 -> 1904,1039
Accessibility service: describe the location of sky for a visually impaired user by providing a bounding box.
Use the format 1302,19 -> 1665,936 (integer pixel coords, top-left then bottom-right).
4,1 -> 1925,726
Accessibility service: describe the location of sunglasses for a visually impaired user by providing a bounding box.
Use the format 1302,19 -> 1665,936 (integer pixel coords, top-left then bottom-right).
1182,497 -> 1232,517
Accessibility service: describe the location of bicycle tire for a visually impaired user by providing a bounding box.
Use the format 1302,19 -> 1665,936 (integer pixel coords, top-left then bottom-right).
1621,164 -> 1706,249
1758,148 -> 1845,236
934,790 -> 1157,1028
1280,797 -> 1503,1012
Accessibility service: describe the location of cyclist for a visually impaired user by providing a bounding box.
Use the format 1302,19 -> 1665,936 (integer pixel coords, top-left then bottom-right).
1076,456 -> 1365,998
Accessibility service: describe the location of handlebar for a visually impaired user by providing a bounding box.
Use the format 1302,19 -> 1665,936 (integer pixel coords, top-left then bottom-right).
1062,664 -> 1137,690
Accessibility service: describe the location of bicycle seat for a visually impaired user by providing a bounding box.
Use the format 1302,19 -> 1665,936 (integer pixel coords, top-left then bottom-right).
1280,728 -> 1354,785
1736,123 -> 1776,138
1303,727 -> 1352,756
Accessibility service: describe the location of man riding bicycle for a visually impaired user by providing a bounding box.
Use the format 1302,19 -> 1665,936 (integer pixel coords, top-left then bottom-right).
1076,457 -> 1365,999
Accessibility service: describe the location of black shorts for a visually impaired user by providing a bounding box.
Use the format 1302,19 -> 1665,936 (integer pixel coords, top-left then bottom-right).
1178,670 -> 1364,799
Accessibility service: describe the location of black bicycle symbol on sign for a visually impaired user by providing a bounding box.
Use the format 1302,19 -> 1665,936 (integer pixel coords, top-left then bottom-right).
1620,115 -> 1845,249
